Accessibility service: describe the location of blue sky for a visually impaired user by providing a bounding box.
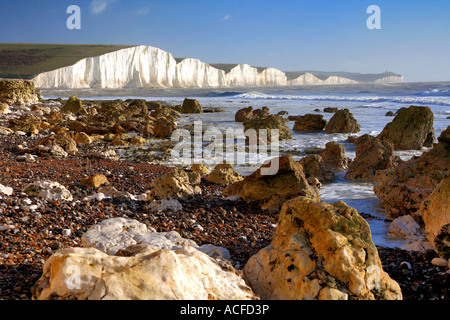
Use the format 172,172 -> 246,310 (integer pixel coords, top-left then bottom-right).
0,0 -> 449,81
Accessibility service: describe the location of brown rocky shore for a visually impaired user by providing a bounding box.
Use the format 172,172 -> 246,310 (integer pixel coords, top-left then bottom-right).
0,79 -> 449,300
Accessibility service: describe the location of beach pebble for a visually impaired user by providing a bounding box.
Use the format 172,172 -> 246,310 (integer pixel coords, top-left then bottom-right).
431,258 -> 448,268
0,184 -> 13,196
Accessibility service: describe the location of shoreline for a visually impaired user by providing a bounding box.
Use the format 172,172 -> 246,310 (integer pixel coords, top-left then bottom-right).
0,95 -> 448,300
0,137 -> 448,300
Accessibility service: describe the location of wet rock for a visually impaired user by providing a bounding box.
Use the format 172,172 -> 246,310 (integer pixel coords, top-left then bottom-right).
235,106 -> 270,122
374,126 -> 450,220
292,114 -> 327,132
347,134 -> 375,145
419,171 -> 450,259
131,136 -> 146,146
223,155 -> 320,213
345,138 -> 401,181
320,141 -> 349,173
324,109 -> 361,133
154,117 -> 177,138
243,197 -> 402,300
181,98 -> 203,114
298,154 -> 334,183
323,107 -> 339,113
243,114 -> 292,141
378,105 -> 435,150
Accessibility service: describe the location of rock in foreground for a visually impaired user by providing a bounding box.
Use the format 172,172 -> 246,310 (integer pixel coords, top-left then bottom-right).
32,217 -> 257,300
0,79 -> 40,105
32,246 -> 256,300
243,197 -> 403,300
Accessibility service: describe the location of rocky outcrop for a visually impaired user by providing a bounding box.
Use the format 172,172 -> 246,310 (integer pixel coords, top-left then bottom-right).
292,114 -> 327,132
153,117 -> 177,138
324,109 -> 360,134
298,154 -> 334,183
181,98 -> 203,114
320,142 -> 349,172
36,134 -> 78,155
206,163 -> 243,186
149,168 -> 201,200
345,138 -> 401,181
373,126 -> 450,221
190,164 -> 210,175
419,172 -> 450,259
0,79 -> 40,104
243,114 -> 292,142
61,96 -> 87,115
377,106 -> 435,150
347,134 -> 375,146
243,197 -> 402,300
33,218 -> 257,300
223,155 -> 320,213
235,106 -> 270,122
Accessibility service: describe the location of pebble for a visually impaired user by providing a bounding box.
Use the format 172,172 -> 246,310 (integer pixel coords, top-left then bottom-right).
431,258 -> 448,268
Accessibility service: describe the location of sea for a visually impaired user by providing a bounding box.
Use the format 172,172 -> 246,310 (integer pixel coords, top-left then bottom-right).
42,81 -> 450,248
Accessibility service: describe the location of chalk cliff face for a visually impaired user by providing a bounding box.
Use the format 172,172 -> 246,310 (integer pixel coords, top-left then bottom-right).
374,75 -> 404,84
32,45 -> 402,89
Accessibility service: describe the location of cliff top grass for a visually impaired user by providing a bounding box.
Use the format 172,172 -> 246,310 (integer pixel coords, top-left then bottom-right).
0,43 -> 137,79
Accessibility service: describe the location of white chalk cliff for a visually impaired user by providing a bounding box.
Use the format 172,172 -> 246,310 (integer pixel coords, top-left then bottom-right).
32,45 -> 402,89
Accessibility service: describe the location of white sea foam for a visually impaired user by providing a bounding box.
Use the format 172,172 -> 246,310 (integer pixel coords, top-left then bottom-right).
233,91 -> 450,106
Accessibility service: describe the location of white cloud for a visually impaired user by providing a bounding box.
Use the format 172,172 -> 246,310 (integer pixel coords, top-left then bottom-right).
89,0 -> 115,15
222,14 -> 231,21
134,6 -> 150,16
